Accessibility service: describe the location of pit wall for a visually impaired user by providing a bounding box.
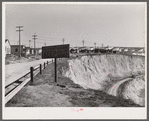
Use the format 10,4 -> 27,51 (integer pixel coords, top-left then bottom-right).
63,54 -> 145,90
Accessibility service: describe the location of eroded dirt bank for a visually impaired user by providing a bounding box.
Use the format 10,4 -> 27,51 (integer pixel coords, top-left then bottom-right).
6,54 -> 144,107
62,54 -> 145,106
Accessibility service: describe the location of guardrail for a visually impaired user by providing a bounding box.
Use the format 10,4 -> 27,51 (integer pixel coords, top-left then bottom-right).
5,59 -> 62,104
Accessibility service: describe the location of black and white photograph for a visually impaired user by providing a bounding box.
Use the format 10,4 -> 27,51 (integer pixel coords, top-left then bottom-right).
3,2 -> 147,119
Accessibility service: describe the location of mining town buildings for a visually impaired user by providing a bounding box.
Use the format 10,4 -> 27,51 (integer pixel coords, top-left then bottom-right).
11,45 -> 42,57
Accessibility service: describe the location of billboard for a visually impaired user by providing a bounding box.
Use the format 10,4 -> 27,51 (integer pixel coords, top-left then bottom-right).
42,44 -> 70,59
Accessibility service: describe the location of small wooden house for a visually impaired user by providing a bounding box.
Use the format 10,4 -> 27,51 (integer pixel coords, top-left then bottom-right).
11,45 -> 26,57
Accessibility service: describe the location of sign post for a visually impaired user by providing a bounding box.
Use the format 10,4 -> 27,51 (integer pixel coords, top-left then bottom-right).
42,44 -> 70,84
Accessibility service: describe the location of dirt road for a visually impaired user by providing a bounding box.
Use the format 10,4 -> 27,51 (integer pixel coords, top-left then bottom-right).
5,59 -> 51,86
107,78 -> 133,96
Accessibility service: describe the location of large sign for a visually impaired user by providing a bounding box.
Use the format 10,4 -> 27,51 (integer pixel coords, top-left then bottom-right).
42,44 -> 70,59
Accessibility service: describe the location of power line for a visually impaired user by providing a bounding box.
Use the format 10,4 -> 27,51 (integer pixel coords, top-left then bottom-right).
6,17 -> 17,26
16,26 -> 23,57
23,30 -> 32,36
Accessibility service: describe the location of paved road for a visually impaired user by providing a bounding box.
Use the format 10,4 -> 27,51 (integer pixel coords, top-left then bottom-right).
107,78 -> 133,96
5,59 -> 52,86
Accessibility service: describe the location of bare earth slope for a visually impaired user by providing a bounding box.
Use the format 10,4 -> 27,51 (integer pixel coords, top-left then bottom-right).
63,54 -> 145,106
6,55 -> 144,107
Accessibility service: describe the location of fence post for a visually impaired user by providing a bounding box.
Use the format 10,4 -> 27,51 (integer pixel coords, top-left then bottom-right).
44,62 -> 45,69
30,67 -> 34,83
40,64 -> 42,74
55,58 -> 57,83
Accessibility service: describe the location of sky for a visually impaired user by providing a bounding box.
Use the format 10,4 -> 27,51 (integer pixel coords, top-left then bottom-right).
4,2 -> 146,48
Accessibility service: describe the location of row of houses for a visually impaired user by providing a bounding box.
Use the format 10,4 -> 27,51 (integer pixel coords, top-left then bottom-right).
70,46 -> 145,54
70,46 -> 114,53
5,39 -> 145,57
5,39 -> 42,57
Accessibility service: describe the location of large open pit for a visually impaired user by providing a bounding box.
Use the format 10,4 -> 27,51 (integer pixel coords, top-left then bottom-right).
62,54 -> 145,106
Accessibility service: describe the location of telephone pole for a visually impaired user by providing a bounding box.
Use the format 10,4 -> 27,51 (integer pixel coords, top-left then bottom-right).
82,40 -> 85,47
16,26 -> 23,57
32,33 -> 37,56
94,43 -> 96,49
29,40 -> 31,48
62,38 -> 65,45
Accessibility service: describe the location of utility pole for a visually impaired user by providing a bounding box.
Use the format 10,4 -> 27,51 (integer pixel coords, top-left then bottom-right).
62,38 -> 65,45
29,40 -> 31,48
94,43 -> 96,49
82,40 -> 84,47
32,33 -> 37,56
16,26 -> 23,57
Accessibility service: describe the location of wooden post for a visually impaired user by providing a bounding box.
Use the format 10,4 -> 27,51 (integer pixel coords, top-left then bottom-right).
40,64 -> 42,74
55,58 -> 57,83
30,67 -> 33,83
44,62 -> 45,69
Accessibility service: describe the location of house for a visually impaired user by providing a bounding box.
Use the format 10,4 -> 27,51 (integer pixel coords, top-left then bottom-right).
30,48 -> 34,55
25,47 -> 31,55
11,45 -> 26,57
98,47 -> 107,53
70,47 -> 79,53
112,47 -> 120,53
29,48 -> 42,55
119,47 -> 125,53
5,39 -> 11,57
105,47 -> 113,53
78,47 -> 88,53
35,48 -> 42,55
